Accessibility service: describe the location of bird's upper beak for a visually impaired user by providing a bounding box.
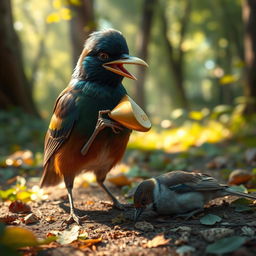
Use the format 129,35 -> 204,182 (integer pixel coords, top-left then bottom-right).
103,54 -> 148,80
134,208 -> 145,222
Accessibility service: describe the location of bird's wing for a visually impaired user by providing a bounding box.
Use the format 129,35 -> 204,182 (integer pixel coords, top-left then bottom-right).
43,86 -> 79,166
157,171 -> 225,193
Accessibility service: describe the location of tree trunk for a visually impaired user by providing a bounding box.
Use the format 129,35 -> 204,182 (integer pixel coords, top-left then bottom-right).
0,0 -> 39,116
68,0 -> 96,67
134,0 -> 157,110
243,0 -> 256,114
159,1 -> 191,110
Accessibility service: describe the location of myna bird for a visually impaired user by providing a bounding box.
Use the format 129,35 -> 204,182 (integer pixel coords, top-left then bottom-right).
40,29 -> 148,224
134,170 -> 256,221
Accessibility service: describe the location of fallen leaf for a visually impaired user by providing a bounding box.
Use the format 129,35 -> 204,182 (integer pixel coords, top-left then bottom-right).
5,150 -> 33,167
9,201 -> 31,214
0,215 -> 19,224
200,214 -> 222,225
0,226 -> 38,248
108,173 -> 133,187
143,234 -> 170,248
85,200 -> 95,205
71,237 -> 102,249
57,225 -> 80,245
23,213 -> 39,225
135,221 -> 154,232
200,228 -> 234,242
206,236 -> 246,254
228,169 -> 253,185
231,198 -> 254,212
45,216 -> 56,223
78,230 -> 88,240
176,245 -> 195,256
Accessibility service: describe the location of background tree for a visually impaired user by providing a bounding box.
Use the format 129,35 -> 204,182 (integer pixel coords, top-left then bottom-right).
159,0 -> 192,110
243,0 -> 256,114
68,0 -> 97,66
0,0 -> 39,116
134,0 -> 157,110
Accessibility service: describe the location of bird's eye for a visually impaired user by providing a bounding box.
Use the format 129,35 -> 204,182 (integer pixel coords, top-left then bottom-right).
98,52 -> 109,61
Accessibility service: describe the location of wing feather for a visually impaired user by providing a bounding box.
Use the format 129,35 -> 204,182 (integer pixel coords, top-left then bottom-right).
43,87 -> 79,166
157,171 -> 225,193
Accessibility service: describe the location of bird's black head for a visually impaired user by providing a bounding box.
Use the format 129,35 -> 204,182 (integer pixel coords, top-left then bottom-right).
72,29 -> 148,86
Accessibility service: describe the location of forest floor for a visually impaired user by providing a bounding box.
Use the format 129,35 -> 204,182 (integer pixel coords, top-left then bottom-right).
1,181 -> 256,256
1,132 -> 256,255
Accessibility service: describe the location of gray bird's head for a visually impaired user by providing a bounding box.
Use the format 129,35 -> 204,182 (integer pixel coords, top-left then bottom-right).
133,178 -> 156,221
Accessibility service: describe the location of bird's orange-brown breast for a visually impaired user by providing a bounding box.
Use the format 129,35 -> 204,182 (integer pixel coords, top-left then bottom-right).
53,128 -> 130,182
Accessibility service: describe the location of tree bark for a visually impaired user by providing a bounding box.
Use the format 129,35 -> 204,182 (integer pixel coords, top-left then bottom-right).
68,0 -> 96,67
0,0 -> 39,116
134,0 -> 157,110
159,0 -> 191,110
243,0 -> 256,114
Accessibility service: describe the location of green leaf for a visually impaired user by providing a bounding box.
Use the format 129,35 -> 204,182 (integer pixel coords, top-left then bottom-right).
231,198 -> 254,212
200,214 -> 222,225
206,236 -> 246,254
231,198 -> 253,206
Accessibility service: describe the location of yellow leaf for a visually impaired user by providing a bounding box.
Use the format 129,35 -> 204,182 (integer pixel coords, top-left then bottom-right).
108,173 -> 132,187
53,0 -> 62,9
0,226 -> 38,248
189,111 -> 204,121
46,12 -> 61,23
219,74 -> 237,85
60,8 -> 72,20
143,234 -> 170,248
70,0 -> 82,6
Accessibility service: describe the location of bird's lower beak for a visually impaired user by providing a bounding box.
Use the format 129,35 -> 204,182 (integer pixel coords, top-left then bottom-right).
103,55 -> 148,80
134,208 -> 145,222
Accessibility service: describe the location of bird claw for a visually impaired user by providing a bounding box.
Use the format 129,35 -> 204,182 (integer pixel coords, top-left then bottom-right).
61,213 -> 87,226
97,110 -> 123,134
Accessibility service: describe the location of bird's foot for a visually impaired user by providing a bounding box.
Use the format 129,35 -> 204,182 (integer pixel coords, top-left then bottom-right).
62,213 -> 87,226
98,110 -> 123,134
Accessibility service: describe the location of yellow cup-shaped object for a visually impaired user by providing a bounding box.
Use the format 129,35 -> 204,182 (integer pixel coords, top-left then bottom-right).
109,95 -> 151,132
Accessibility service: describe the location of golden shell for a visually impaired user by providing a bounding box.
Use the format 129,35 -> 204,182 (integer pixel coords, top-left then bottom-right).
109,95 -> 151,132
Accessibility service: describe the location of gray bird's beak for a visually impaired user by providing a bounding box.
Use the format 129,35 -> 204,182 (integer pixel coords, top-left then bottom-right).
134,208 -> 144,222
103,54 -> 148,80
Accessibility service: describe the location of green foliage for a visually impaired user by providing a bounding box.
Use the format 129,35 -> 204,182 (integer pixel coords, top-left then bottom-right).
0,109 -> 46,155
199,214 -> 222,226
206,236 -> 246,254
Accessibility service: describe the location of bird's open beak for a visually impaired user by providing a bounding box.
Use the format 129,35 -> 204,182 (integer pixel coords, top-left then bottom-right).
134,208 -> 145,222
103,55 -> 148,80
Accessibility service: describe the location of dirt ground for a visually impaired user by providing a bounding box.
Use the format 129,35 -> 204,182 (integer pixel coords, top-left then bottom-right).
1,179 -> 256,256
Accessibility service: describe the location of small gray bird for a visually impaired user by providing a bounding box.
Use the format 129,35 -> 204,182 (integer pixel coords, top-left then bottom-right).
133,170 -> 256,221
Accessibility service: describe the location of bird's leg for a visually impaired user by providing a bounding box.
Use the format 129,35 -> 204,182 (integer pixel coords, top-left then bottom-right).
81,110 -> 123,156
97,180 -> 133,210
62,182 -> 86,225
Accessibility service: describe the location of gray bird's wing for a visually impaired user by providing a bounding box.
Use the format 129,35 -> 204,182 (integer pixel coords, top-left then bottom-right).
156,171 -> 226,192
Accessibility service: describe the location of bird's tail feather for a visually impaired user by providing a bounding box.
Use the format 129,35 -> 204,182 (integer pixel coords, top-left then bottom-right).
225,187 -> 256,200
40,160 -> 62,188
